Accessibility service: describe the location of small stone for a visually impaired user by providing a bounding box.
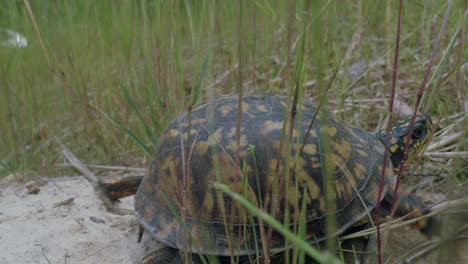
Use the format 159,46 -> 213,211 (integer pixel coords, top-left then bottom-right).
25,181 -> 41,194
53,198 -> 75,207
89,216 -> 106,224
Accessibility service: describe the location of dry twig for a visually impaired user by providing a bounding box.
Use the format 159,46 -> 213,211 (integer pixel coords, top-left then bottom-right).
55,137 -> 132,215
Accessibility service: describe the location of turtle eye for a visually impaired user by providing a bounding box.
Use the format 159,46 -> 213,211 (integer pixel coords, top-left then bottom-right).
411,126 -> 426,140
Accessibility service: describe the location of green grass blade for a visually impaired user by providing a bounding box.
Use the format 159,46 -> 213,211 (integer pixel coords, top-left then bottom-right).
213,182 -> 341,264
97,109 -> 152,157
118,82 -> 158,148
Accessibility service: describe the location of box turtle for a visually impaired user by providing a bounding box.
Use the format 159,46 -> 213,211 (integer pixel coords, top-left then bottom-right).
99,94 -> 435,263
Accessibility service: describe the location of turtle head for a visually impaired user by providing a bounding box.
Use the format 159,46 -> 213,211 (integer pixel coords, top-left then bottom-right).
377,114 -> 434,171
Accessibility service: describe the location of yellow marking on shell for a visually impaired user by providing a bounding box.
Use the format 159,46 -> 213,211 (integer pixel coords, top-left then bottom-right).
289,156 -> 305,169
227,126 -> 246,140
331,153 -> 357,186
355,149 -> 368,157
157,158 -> 183,215
256,104 -> 269,112
335,180 -> 353,200
318,196 -> 326,211
354,163 -> 366,176
327,126 -> 337,137
303,144 -> 317,155
332,140 -> 352,161
357,136 -> 368,146
206,127 -> 224,145
262,158 -> 285,214
241,101 -> 250,113
220,104 -> 233,117
227,126 -> 236,138
206,174 -> 227,213
188,129 -> 197,135
162,157 -> 178,177
306,128 -> 318,138
178,129 -> 197,140
261,120 -> 283,135
346,127 -> 359,138
212,186 -> 228,221
227,134 -> 248,151
292,128 -> 299,137
239,134 -> 248,148
202,182 -> 214,214
305,175 -> 321,200
269,158 -> 281,172
169,129 -> 180,137
378,165 -> 394,181
267,159 -> 283,188
280,100 -> 288,108
194,141 -> 209,155
169,128 -> 197,141
286,185 -> 300,207
310,156 -> 321,169
291,159 -> 321,203
390,145 -> 398,154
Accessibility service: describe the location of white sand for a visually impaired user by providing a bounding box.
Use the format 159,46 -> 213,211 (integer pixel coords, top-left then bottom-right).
1,174 -> 465,264
0,175 -> 159,264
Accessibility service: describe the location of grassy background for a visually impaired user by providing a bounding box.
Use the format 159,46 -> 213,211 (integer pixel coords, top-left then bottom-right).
1,0 -> 464,178
0,0 -> 466,263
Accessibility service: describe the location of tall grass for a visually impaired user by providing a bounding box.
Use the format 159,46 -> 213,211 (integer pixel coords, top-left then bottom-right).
0,0 -> 466,263
1,1 -> 462,177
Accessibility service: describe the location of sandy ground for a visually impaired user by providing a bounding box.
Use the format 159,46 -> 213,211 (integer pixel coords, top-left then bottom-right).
1,174 -> 466,264
0,174 -> 159,264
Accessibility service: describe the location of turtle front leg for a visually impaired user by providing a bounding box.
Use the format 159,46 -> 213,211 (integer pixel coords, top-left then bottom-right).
382,192 -> 436,235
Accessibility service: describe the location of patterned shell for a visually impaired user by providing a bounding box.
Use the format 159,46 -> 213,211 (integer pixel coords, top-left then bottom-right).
134,94 -> 394,255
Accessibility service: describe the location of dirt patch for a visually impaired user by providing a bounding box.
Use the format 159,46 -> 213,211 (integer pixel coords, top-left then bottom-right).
0,175 -> 159,264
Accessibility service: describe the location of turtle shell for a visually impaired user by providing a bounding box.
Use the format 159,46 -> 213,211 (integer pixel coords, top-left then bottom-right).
134,94 -> 394,255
